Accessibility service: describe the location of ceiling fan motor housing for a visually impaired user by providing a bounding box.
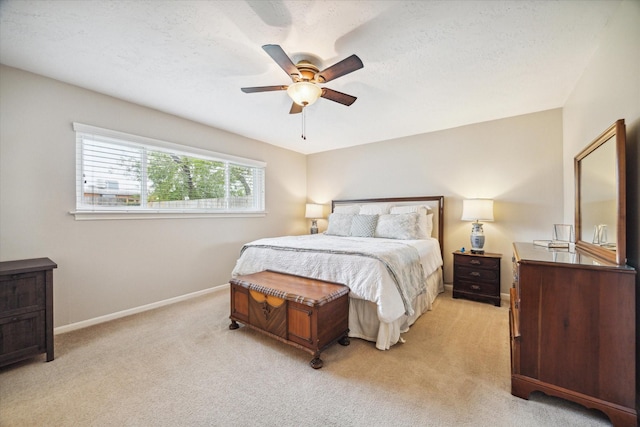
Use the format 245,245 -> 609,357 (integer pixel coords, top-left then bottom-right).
294,60 -> 319,82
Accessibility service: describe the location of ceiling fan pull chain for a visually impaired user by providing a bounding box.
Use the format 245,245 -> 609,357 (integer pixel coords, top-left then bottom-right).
301,107 -> 306,140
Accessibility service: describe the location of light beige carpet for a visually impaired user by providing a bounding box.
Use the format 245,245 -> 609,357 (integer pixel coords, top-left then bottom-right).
1,288 -> 615,426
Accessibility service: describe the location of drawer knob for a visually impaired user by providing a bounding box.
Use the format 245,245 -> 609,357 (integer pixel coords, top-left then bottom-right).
470,260 -> 481,265
469,272 -> 481,277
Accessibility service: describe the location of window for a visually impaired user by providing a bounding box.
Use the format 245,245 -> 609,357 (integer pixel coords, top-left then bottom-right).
73,123 -> 265,219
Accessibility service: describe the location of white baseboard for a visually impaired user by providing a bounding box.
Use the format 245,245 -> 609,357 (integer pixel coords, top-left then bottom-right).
54,283 -> 230,335
55,281 -> 507,335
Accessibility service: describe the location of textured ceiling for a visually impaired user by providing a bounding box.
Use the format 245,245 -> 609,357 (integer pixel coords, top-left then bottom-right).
0,0 -> 621,154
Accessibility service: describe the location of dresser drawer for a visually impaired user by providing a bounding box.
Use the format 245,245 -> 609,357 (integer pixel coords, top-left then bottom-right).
0,272 -> 46,316
0,310 -> 46,365
455,265 -> 499,283
454,254 -> 500,270
454,279 -> 499,296
509,306 -> 520,375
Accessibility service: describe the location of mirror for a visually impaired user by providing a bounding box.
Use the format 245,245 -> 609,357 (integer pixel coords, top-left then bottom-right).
575,119 -> 626,265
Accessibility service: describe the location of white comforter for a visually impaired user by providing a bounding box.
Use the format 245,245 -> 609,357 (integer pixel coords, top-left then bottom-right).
231,234 -> 443,324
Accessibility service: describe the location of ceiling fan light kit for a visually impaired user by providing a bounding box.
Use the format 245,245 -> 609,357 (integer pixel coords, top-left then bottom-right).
287,82 -> 322,106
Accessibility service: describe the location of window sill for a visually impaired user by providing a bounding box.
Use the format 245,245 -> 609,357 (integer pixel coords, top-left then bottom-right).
70,210 -> 267,221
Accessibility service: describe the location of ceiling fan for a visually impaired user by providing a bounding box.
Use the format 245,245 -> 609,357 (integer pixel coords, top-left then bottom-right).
241,44 -> 364,114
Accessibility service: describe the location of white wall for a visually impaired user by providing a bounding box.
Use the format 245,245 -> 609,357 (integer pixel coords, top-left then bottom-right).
0,65 -> 308,328
563,0 -> 639,229
307,109 -> 565,293
561,0 -> 640,388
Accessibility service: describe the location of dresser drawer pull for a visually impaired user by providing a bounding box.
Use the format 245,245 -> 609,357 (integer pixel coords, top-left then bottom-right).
471,285 -> 481,290
469,272 -> 481,277
470,260 -> 481,265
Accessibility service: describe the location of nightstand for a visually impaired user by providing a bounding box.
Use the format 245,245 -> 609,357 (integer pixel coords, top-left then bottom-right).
453,251 -> 501,306
0,258 -> 57,367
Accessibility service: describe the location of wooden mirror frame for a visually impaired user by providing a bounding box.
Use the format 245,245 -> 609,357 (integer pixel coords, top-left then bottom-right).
574,119 -> 626,265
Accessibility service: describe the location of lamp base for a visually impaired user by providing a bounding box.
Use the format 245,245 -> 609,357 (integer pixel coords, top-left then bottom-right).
470,222 -> 486,255
310,219 -> 318,235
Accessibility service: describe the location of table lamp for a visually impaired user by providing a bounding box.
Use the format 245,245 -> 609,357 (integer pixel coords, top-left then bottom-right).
305,203 -> 323,234
461,199 -> 494,254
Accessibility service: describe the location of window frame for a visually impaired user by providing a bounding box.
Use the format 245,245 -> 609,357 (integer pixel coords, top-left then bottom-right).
72,123 -> 266,220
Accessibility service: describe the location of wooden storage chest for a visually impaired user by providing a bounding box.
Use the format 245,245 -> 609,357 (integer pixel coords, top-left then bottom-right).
229,270 -> 350,369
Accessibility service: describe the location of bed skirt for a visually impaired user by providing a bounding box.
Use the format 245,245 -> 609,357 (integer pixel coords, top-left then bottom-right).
347,267 -> 444,350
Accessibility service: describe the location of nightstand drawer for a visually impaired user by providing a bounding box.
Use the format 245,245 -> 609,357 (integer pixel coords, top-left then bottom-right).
0,310 -> 46,365
455,265 -> 499,283
0,272 -> 46,316
454,279 -> 498,295
454,254 -> 500,270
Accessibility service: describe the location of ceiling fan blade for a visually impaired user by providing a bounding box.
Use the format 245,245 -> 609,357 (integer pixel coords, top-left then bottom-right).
321,88 -> 357,106
316,54 -> 363,83
241,85 -> 287,93
289,102 -> 303,114
262,44 -> 300,80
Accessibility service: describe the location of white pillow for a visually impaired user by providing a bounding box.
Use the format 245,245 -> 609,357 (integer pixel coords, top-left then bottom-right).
325,213 -> 354,236
390,205 -> 433,238
359,203 -> 392,215
333,204 -> 360,214
375,212 -> 422,240
425,213 -> 433,237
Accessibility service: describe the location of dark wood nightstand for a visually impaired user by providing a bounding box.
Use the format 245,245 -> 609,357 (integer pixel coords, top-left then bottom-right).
0,258 -> 57,367
453,251 -> 501,306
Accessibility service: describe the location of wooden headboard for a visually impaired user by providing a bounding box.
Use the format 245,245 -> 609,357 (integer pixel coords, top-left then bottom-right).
332,196 -> 445,259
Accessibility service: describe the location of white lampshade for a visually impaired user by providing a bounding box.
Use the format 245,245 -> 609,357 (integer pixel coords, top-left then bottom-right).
287,82 -> 322,107
305,203 -> 323,219
461,199 -> 494,222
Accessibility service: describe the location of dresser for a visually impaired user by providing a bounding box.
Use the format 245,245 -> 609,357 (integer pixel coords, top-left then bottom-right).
453,251 -> 501,306
510,243 -> 636,427
0,258 -> 57,367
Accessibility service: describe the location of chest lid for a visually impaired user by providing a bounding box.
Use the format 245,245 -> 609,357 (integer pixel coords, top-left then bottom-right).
231,270 -> 349,307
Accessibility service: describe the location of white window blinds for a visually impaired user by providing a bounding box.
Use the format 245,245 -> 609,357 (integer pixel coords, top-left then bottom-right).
74,123 -> 265,215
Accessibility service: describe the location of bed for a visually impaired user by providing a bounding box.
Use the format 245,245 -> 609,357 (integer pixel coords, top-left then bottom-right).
231,196 -> 445,350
